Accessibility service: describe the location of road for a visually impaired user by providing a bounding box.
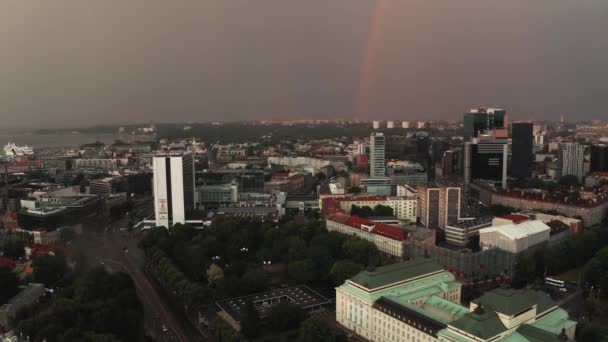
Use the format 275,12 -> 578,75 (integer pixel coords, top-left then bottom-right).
80,213 -> 204,342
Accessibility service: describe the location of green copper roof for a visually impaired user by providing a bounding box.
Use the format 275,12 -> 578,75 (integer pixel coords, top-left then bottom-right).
449,310 -> 507,340
532,307 -> 577,335
349,259 -> 443,290
511,324 -> 561,342
471,288 -> 555,316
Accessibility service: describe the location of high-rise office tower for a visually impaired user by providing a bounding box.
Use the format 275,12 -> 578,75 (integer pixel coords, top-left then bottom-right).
369,132 -> 386,177
511,122 -> 534,179
387,121 -> 395,128
153,153 -> 195,228
372,121 -> 381,129
464,136 -> 508,189
417,184 -> 440,228
417,183 -> 461,229
590,144 -> 608,173
557,143 -> 585,182
463,107 -> 508,140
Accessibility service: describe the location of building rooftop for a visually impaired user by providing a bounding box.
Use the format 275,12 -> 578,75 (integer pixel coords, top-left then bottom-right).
216,285 -> 330,323
471,288 -> 555,316
349,259 -> 444,290
479,220 -> 550,241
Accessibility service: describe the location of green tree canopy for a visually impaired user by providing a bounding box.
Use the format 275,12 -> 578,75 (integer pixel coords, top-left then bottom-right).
297,316 -> 335,342
240,300 -> 260,339
0,266 -> 19,304
268,303 -> 307,331
32,253 -> 68,286
330,260 -> 364,286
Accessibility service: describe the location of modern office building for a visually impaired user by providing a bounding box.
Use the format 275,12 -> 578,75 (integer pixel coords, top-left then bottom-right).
418,183 -> 461,229
418,184 -> 441,228
361,177 -> 392,196
463,107 -> 508,140
438,184 -> 461,229
445,216 -> 494,247
590,144 -> 608,173
369,133 -> 386,177
510,122 -> 534,179
336,260 -> 577,342
198,182 -> 238,207
556,142 -> 585,182
153,153 -> 195,228
464,137 -> 508,189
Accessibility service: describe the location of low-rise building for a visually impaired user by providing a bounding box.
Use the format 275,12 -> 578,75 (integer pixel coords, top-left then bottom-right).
479,220 -> 551,254
445,217 -> 493,247
326,214 -> 406,256
336,260 -> 577,342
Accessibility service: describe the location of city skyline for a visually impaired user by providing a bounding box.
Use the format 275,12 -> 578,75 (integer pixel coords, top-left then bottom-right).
1,1 -> 608,128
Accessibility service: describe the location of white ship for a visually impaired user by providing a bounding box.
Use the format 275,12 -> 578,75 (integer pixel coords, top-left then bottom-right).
4,142 -> 35,157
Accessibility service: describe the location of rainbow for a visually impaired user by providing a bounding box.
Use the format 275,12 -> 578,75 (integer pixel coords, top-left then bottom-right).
356,0 -> 386,121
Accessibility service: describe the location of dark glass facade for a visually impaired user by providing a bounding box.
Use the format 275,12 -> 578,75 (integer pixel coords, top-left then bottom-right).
511,122 -> 533,179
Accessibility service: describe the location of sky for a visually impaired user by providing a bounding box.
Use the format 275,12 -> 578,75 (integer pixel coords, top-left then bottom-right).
1,0 -> 607,128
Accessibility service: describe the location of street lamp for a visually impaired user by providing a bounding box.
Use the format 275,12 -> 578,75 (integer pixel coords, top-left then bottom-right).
240,247 -> 249,253
211,255 -> 221,261
263,260 -> 272,273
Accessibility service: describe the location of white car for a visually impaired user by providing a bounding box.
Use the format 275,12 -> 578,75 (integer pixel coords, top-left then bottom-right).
161,324 -> 168,333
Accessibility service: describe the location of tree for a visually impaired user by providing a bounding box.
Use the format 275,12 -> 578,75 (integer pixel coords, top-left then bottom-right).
351,205 -> 373,218
287,260 -> 316,284
2,238 -> 25,259
298,316 -> 335,342
372,204 -> 393,217
0,266 -> 19,304
240,300 -> 260,339
32,254 -> 68,286
330,260 -> 364,285
207,264 -> 224,285
59,227 -> 77,243
268,303 -> 307,331
559,175 -> 580,187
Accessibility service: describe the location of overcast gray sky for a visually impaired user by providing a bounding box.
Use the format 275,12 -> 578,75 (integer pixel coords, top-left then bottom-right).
1,0 -> 607,128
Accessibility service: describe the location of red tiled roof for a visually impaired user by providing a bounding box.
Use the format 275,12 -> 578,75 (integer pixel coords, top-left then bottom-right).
500,214 -> 529,224
323,196 -> 407,241
372,223 -> 405,240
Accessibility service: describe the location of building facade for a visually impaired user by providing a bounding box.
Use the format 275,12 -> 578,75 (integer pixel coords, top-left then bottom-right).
370,133 -> 386,178
153,153 -> 195,228
590,144 -> 608,173
557,142 -> 585,182
464,138 -> 508,189
510,122 -> 534,179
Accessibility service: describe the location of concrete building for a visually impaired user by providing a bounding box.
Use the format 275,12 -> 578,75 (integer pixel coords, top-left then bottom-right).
557,142 -> 585,182
418,184 -> 461,229
326,214 -> 406,257
463,107 -> 508,140
387,120 -> 395,129
361,177 -> 392,196
153,153 -> 195,228
464,137 -> 508,189
370,132 -> 386,178
198,182 -> 238,207
373,120 -> 381,129
336,196 -> 417,222
590,144 -> 608,173
336,260 -> 577,342
402,121 -> 410,129
336,260 -> 465,341
510,122 -> 534,179
445,217 -> 493,247
479,220 -> 551,254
